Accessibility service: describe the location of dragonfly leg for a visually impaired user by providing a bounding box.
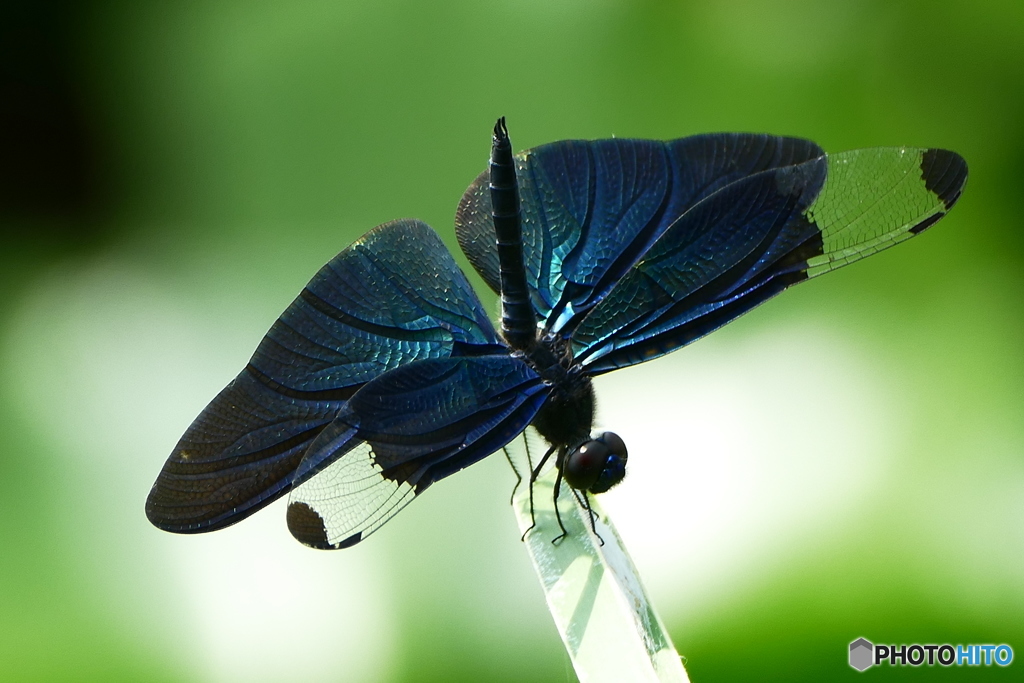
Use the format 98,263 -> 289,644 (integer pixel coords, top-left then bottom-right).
506,430 -> 537,505
572,488 -> 604,546
521,444 -> 557,542
551,466 -> 569,545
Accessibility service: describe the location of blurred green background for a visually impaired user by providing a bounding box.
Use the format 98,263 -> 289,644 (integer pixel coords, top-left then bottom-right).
1,0 -> 1021,681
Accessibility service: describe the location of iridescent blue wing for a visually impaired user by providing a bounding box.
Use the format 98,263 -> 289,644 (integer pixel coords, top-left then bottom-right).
146,219 -> 501,532
285,355 -> 548,549
455,134 -> 824,335
572,148 -> 967,373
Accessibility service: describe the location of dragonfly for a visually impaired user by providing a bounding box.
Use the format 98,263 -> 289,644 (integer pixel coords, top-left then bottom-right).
146,119 -> 967,549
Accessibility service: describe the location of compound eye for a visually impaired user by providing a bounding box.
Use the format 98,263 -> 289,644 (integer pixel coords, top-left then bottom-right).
597,431 -> 626,460
562,431 -> 628,494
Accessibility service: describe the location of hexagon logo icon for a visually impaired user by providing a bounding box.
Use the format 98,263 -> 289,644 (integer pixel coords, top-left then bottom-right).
849,638 -> 874,671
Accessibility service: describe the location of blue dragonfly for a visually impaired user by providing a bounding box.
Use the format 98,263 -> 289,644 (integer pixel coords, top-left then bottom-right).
146,119 -> 967,549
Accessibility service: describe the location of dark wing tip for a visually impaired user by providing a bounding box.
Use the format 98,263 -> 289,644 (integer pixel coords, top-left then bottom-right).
287,501 -> 332,548
145,477 -> 253,534
144,484 -> 174,530
921,148 -> 968,210
144,474 -> 212,533
336,532 -> 363,549
909,211 -> 944,236
287,501 -> 363,549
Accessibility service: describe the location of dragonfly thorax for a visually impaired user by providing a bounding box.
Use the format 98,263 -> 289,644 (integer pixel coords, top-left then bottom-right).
526,333 -> 597,450
520,332 -> 629,494
529,369 -> 595,448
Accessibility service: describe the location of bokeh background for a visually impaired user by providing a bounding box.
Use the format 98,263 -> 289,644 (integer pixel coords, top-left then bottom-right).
1,1 -> 1021,681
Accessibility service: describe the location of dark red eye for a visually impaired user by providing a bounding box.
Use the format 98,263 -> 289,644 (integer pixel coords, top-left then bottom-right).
562,431 -> 628,494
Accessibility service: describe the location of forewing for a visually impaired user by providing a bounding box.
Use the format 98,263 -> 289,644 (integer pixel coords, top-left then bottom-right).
286,355 -> 549,549
572,148 -> 968,373
455,133 -> 824,333
146,219 -> 501,532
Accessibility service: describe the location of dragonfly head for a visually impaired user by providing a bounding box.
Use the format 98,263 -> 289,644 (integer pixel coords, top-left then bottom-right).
562,431 -> 628,494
